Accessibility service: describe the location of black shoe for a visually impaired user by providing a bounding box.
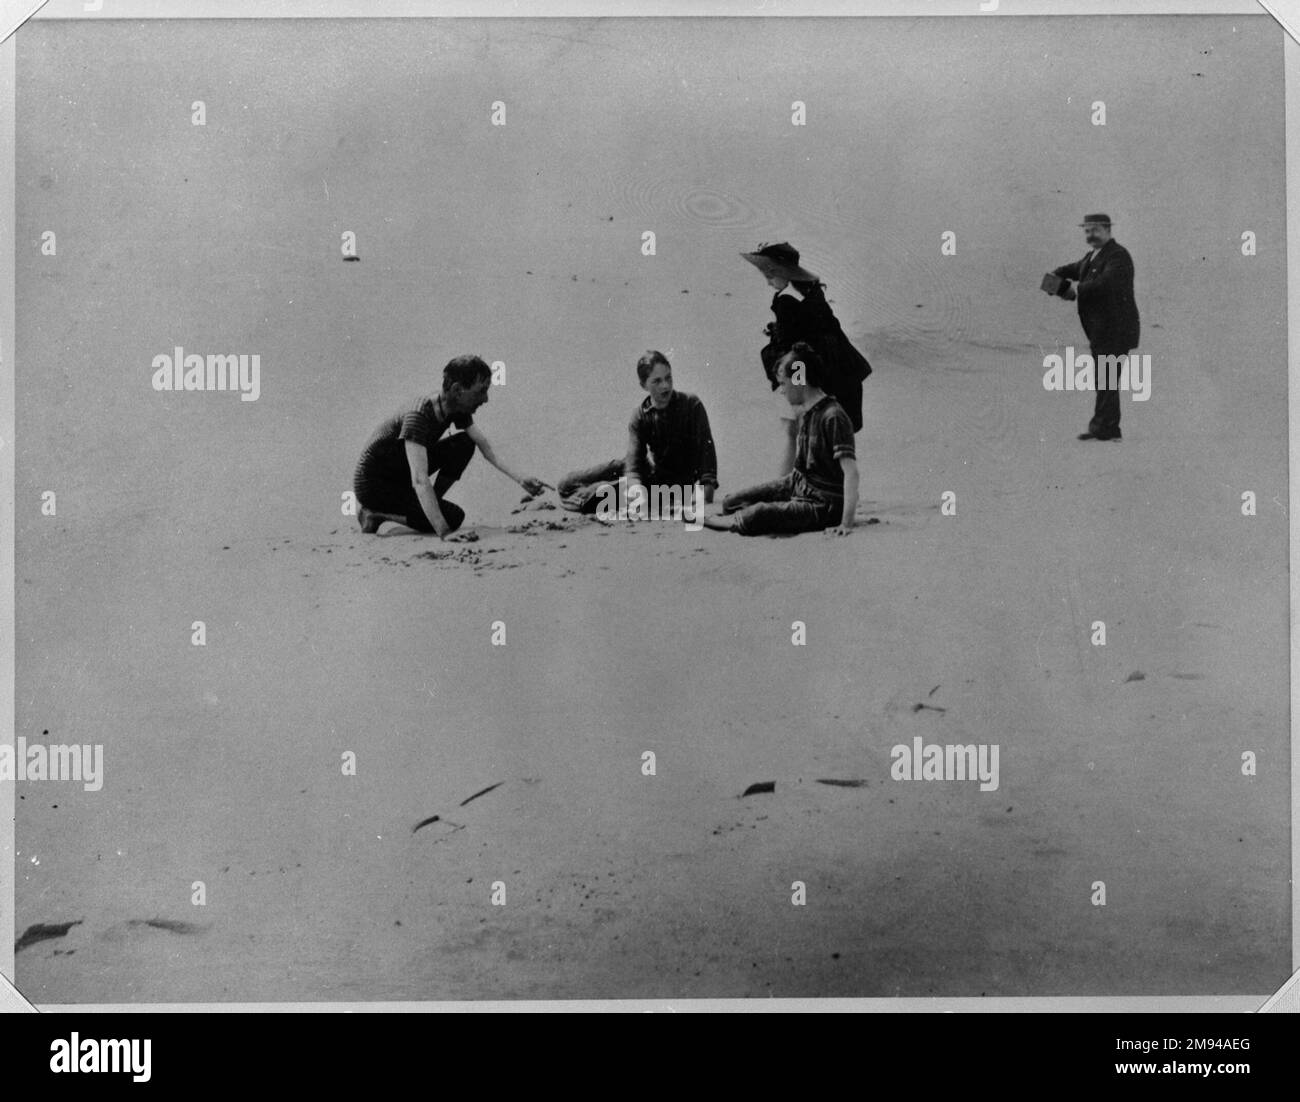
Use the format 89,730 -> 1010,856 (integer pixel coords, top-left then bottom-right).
1078,431 -> 1122,441
358,506 -> 381,534
1077,431 -> 1096,440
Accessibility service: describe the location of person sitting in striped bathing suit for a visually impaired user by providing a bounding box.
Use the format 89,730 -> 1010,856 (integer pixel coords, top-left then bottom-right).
352,354 -> 550,538
704,343 -> 859,537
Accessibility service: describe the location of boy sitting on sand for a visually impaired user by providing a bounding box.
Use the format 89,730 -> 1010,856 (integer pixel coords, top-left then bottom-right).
704,343 -> 858,537
353,354 -> 549,538
557,350 -> 718,517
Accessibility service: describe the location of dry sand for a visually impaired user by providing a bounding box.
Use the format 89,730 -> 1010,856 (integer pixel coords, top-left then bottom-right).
12,15 -> 1290,1001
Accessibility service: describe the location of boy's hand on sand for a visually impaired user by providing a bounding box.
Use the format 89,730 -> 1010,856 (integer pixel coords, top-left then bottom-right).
826,524 -> 854,537
519,476 -> 550,496
444,529 -> 476,543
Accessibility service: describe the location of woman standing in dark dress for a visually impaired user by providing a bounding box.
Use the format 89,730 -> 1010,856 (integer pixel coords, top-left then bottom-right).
741,242 -> 871,475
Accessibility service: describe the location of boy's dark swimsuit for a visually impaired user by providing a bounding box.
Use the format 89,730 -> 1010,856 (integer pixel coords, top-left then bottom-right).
723,394 -> 855,535
353,395 -> 476,532
559,390 -> 718,513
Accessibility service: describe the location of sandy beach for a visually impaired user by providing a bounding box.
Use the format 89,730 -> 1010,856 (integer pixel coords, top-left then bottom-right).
12,14 -> 1290,1001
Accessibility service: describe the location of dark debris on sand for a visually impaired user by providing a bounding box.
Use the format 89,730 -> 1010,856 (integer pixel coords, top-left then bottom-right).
511,498 -> 557,514
507,518 -> 574,535
15,919 -> 82,953
127,918 -> 205,935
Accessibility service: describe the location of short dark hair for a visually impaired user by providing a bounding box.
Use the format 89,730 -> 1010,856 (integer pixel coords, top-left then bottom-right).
636,350 -> 670,385
442,354 -> 492,390
778,342 -> 827,389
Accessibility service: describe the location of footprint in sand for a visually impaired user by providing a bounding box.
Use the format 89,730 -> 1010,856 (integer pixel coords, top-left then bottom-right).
126,918 -> 206,935
97,918 -> 209,944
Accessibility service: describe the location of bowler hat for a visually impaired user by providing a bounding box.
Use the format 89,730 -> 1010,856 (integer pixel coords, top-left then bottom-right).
1078,213 -> 1114,227
740,241 -> 819,283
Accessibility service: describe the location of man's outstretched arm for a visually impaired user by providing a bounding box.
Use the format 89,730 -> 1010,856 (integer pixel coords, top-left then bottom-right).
466,423 -> 549,495
1052,258 -> 1084,282
1050,257 -> 1084,300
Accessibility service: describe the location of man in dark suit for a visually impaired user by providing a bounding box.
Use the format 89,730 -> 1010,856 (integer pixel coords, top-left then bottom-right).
1048,214 -> 1140,441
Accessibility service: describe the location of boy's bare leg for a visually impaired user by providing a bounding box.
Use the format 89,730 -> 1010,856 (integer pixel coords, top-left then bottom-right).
359,502 -> 472,538
358,505 -> 408,534
375,520 -> 478,538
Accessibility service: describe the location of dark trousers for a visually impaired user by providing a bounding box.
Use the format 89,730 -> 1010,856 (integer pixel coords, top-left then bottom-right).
1089,345 -> 1129,437
558,458 -> 698,514
723,475 -> 840,536
357,432 -> 476,532
558,458 -> 625,513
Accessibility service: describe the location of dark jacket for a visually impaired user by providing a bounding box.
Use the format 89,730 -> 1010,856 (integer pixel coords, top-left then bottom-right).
761,283 -> 871,433
624,390 -> 719,489
1052,238 -> 1140,351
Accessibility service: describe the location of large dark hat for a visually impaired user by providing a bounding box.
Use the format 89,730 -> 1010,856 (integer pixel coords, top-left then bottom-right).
740,241 -> 819,283
1078,213 -> 1114,227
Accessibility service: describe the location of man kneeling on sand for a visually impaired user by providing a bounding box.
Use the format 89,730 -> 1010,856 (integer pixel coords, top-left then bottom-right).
353,354 -> 549,538
557,350 -> 718,518
704,343 -> 858,536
